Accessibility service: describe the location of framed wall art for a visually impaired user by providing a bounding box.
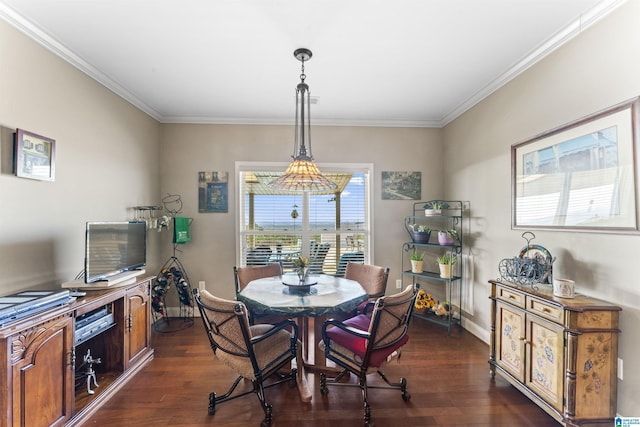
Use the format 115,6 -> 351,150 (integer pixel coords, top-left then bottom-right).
381,171 -> 421,200
14,129 -> 56,181
198,171 -> 228,213
512,97 -> 640,233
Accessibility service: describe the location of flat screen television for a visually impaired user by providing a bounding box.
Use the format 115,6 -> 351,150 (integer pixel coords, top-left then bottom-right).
84,221 -> 147,284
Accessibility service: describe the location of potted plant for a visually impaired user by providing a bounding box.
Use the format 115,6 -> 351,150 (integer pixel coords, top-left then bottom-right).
423,200 -> 448,216
437,229 -> 459,246
407,224 -> 431,244
436,252 -> 457,278
410,250 -> 424,273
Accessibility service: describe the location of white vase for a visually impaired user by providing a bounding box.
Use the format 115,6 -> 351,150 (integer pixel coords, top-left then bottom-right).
438,263 -> 451,278
410,260 -> 423,273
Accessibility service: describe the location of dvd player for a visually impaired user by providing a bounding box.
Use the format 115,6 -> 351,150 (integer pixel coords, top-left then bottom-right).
75,306 -> 115,345
0,289 -> 71,327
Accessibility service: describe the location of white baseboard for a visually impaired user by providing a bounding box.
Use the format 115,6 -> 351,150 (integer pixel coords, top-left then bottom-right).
461,317 -> 489,344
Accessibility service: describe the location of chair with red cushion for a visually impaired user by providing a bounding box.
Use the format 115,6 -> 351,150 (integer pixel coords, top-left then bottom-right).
345,262 -> 389,314
319,284 -> 418,425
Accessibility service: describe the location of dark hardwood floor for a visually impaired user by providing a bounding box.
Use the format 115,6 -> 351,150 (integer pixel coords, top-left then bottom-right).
81,317 -> 560,426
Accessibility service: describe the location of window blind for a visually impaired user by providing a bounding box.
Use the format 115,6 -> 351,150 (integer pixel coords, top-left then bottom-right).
238,166 -> 370,275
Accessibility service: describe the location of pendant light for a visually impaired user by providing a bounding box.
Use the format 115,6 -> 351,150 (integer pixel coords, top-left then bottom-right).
269,48 -> 337,192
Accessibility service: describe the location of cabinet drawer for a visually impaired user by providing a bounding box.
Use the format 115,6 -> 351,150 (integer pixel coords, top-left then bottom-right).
495,285 -> 525,308
527,296 -> 563,324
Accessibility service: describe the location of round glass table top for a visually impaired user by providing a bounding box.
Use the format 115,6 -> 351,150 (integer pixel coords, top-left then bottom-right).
237,273 -> 368,317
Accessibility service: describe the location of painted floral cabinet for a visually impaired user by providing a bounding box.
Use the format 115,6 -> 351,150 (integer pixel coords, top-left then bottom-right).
489,280 -> 621,427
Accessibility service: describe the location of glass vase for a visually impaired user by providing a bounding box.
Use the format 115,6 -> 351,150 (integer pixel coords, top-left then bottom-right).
297,267 -> 309,284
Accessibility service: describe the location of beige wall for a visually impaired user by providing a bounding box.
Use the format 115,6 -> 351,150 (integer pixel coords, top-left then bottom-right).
0,20 -> 161,292
158,123 -> 443,303
444,1 -> 640,415
1,0 -> 638,417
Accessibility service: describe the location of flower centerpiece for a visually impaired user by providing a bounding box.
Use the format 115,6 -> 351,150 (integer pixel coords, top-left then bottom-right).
414,289 -> 436,315
292,256 -> 310,283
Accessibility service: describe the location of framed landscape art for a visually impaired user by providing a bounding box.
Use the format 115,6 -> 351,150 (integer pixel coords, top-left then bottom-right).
512,97 -> 640,233
381,171 -> 421,200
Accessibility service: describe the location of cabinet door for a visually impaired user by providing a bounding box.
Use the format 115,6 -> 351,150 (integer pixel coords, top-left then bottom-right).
10,315 -> 74,427
125,284 -> 150,368
525,314 -> 564,412
495,301 -> 526,382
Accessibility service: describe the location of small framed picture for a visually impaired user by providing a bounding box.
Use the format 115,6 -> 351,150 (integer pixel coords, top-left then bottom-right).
14,129 -> 56,181
198,171 -> 228,212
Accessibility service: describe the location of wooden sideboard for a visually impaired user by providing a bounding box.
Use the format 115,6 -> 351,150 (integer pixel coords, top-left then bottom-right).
0,276 -> 154,427
489,280 -> 621,427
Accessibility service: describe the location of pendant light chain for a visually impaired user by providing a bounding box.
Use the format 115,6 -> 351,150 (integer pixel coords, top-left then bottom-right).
269,48 -> 337,193
293,85 -> 300,159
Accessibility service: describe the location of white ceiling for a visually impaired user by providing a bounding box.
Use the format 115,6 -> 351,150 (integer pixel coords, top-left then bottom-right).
0,0 -> 626,127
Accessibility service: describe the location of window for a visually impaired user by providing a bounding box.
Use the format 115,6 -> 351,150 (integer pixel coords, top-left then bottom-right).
236,162 -> 372,276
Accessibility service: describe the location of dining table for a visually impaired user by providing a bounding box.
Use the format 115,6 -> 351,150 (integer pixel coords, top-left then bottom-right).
237,273 -> 368,402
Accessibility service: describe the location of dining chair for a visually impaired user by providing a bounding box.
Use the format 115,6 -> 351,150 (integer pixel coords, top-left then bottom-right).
234,263 -> 283,295
195,289 -> 299,427
346,263 -> 389,301
345,262 -> 389,316
234,263 -> 283,324
319,284 -> 418,425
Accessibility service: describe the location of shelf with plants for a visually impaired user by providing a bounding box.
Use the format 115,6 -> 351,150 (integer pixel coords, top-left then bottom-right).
412,306 -> 456,328
402,200 -> 463,336
402,262 -> 461,282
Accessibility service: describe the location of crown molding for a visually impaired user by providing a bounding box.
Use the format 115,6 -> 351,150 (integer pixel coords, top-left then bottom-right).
0,2 -> 163,121
159,115 -> 442,128
1,0 -> 627,129
440,0 -> 628,127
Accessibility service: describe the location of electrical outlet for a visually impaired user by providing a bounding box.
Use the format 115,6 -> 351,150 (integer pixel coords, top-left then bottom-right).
618,358 -> 623,380
396,279 -> 402,289
198,281 -> 206,291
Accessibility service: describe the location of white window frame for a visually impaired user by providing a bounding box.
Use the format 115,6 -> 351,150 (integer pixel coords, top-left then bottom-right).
235,161 -> 374,270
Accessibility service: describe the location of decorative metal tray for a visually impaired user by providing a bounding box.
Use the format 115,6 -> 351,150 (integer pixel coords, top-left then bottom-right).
498,232 -> 554,288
